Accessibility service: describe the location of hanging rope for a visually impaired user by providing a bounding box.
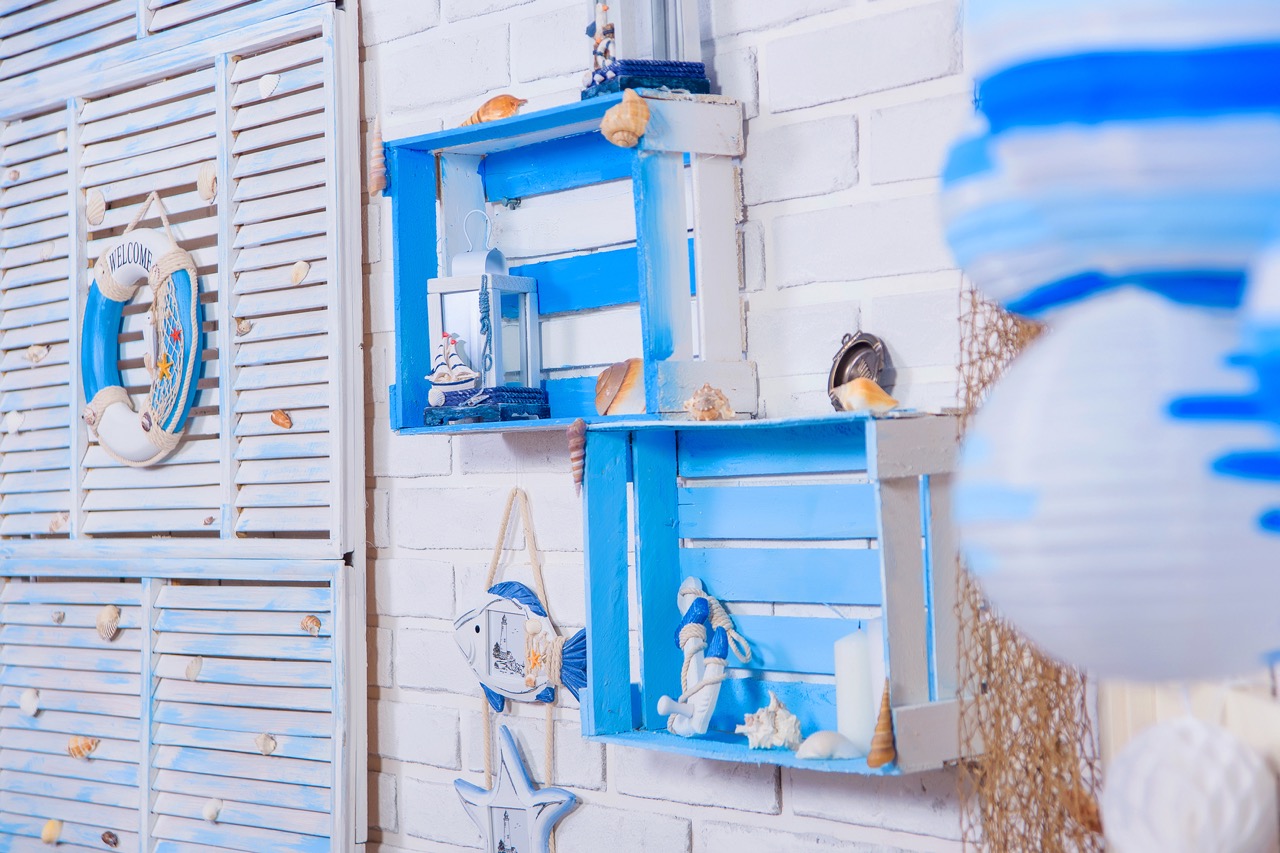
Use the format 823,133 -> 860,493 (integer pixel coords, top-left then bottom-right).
478,278 -> 494,375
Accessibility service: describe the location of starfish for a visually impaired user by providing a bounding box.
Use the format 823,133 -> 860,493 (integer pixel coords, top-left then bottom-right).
157,354 -> 173,380
169,327 -> 181,343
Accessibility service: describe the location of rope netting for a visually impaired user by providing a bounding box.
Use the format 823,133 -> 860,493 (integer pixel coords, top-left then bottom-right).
956,290 -> 1105,852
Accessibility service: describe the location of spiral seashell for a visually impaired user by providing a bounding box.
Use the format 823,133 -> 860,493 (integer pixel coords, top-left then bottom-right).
368,116 -> 387,198
96,603 -> 121,641
101,830 -> 119,848
271,409 -> 293,430
301,614 -> 321,637
86,188 -> 106,226
601,89 -> 650,148
19,688 -> 38,717
25,343 -> 50,363
235,317 -> 253,336
203,798 -> 223,822
255,732 -> 277,756
291,259 -> 310,285
41,818 -> 61,844
48,511 -> 69,534
866,679 -> 896,769
567,418 -> 586,496
185,656 -> 203,681
683,383 -> 734,422
67,735 -> 100,760
197,161 -> 217,202
50,610 -> 64,624
595,358 -> 644,416
258,73 -> 280,99
460,94 -> 528,127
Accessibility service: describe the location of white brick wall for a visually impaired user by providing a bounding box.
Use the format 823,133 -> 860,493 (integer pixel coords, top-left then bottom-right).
362,0 -> 968,848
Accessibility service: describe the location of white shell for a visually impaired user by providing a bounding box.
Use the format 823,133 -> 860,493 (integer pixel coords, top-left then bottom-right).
255,732 -> 277,756
202,798 -> 223,822
96,603 -> 121,641
735,691 -> 802,750
86,188 -> 106,226
185,657 -> 203,681
50,610 -> 64,624
56,130 -> 67,150
235,317 -> 253,336
18,688 -> 38,717
48,511 -> 69,534
258,73 -> 280,99
4,411 -> 24,433
427,387 -> 446,407
796,730 -> 860,760
197,161 -> 217,202
39,241 -> 54,261
290,259 -> 310,285
25,344 -> 49,364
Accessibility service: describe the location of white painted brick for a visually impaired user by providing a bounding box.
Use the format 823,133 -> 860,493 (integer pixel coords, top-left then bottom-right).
393,479 -> 583,552
870,94 -> 973,185
397,628 -> 477,693
788,767 -> 963,841
402,775 -> 482,847
743,219 -> 765,292
369,332 -> 390,404
699,821 -> 907,853
766,3 -> 962,112
557,804 -> 691,852
372,557 -> 456,618
709,0 -> 846,38
444,0 -> 535,22
373,488 -> 390,548
374,424 -> 452,477
369,627 -> 394,687
457,431 -> 571,474
747,300 -> 859,379
865,287 -> 960,370
772,195 -> 954,288
743,115 -> 858,205
513,4 -> 589,83
368,262 -> 396,335
372,700 -> 460,769
368,771 -> 398,833
612,746 -> 780,814
379,24 -> 510,116
362,0 -> 441,46
707,47 -> 758,119
462,711 -> 605,790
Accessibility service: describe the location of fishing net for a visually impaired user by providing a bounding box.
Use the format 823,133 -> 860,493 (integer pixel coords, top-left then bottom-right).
956,290 -> 1104,852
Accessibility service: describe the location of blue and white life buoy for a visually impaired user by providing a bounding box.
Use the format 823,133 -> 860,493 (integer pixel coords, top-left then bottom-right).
81,225 -> 202,467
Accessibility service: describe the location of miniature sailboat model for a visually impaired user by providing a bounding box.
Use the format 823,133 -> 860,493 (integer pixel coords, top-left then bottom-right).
427,332 -> 481,391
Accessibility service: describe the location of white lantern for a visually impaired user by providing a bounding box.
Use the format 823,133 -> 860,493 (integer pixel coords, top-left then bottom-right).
955,289 -> 1280,679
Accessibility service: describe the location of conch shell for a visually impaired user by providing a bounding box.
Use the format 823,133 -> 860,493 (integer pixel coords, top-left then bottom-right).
601,89 -> 650,148
567,418 -> 586,496
41,818 -> 61,844
735,691 -> 802,750
683,383 -> 734,422
19,688 -> 38,717
68,735 -> 100,760
796,730 -> 860,760
96,603 -> 121,641
255,732 -> 277,756
832,377 -> 898,415
460,94 -> 527,127
595,358 -> 644,416
301,614 -> 321,637
86,188 -> 106,226
197,161 -> 217,202
368,116 -> 387,198
866,679 -> 896,768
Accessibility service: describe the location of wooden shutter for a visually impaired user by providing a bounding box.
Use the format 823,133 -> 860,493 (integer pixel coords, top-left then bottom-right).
0,1 -> 136,84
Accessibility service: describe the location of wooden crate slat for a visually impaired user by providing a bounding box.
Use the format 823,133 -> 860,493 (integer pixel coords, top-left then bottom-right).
677,483 -> 881,541
679,546 -> 883,606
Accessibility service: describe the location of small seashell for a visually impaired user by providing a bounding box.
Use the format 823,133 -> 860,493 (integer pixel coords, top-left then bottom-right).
796,730 -> 860,760
601,89 -> 650,148
185,656 -> 203,681
50,610 -> 65,624
290,259 -> 310,285
460,94 -> 528,127
832,377 -> 898,416
41,818 -> 61,845
140,411 -> 153,432
86,188 -> 106,226
258,73 -> 280,99
39,241 -> 54,261
368,116 -> 387,198
682,383 -> 734,422
67,734 -> 100,760
735,691 -> 803,751
427,387 -> 446,407
4,410 -> 24,433
270,409 -> 293,430
56,130 -> 67,151
197,161 -> 217,202
567,418 -> 586,496
48,511 -> 69,534
202,797 -> 223,822
6,169 -> 18,182
101,830 -> 119,848
96,603 -> 121,641
19,688 -> 39,717
25,343 -> 50,363
235,317 -> 253,336
595,358 -> 644,416
524,619 -> 543,636
867,679 -> 897,769
255,732 -> 277,756
203,516 -> 215,526
301,614 -> 321,637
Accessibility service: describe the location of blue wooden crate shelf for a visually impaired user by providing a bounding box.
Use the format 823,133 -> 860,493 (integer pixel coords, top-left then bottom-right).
580,415 -> 963,774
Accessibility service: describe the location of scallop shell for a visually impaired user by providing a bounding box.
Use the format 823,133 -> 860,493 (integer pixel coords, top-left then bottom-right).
102,830 -> 120,848
235,317 -> 253,336
197,161 -> 217,202
866,679 -> 897,769
368,116 -> 387,198
41,818 -> 61,845
832,377 -> 898,416
796,730 -> 860,760
601,89 -> 650,148
25,343 -> 50,364
50,610 -> 64,624
96,603 -> 121,641
258,73 -> 280,99
460,94 -> 528,127
4,411 -> 24,433
271,409 -> 293,430
48,511 -> 69,534
683,383 -> 734,422
19,688 -> 39,717
735,691 -> 802,750
595,358 -> 644,416
255,732 -> 277,756
203,798 -> 223,822
567,418 -> 587,496
290,259 -> 310,285
185,656 -> 203,681
86,188 -> 106,226
427,387 -> 446,407
301,614 -> 321,637
68,735 -> 100,760
40,241 -> 54,261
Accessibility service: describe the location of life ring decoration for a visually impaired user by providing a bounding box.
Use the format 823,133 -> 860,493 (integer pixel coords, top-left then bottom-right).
81,192 -> 202,468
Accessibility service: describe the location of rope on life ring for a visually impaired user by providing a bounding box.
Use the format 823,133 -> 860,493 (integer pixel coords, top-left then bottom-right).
81,192 -> 202,468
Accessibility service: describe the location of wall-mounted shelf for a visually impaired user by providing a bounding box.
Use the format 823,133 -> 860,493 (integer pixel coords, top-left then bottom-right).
580,414 -> 962,774
385,90 -> 757,435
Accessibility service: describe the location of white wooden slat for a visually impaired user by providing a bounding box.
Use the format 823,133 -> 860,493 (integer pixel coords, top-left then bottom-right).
80,135 -> 215,188
231,310 -> 327,344
235,282 -> 328,316
234,383 -> 327,414
81,509 -> 219,535
2,279 -> 70,310
80,114 -> 215,168
232,138 -> 323,181
152,702 -> 331,739
0,512 -> 65,535
0,449 -> 68,474
0,298 -> 69,329
79,87 -> 215,147
229,61 -> 323,108
0,408 -> 71,435
0,172 -> 66,208
81,462 -> 220,491
152,769 -> 331,813
155,584 -> 330,612
233,210 -> 326,250
235,433 -> 330,461
0,110 -> 64,147
0,361 -> 70,391
1,193 -> 66,229
0,603 -> 140,629
148,0 -> 257,32
0,150 -> 67,187
80,68 -> 216,124
236,506 -> 329,533
154,790 -> 328,838
155,607 -> 330,635
0,642 -> 139,674
1,1 -> 113,38
0,749 -> 137,786
0,385 -> 70,414
0,492 -> 68,514
233,457 -> 326,486
233,235 -> 327,274
233,358 -> 328,393
231,159 -> 324,200
235,406 -> 326,437
0,19 -> 135,83
232,110 -> 324,156
155,655 -> 329,689
1,213 -> 69,249
0,811 -> 139,853
0,426 -> 70,452
0,319 -> 69,349
0,582 -> 141,606
86,207 -> 218,249
0,687 -> 136,720
0,624 -> 142,652
1,260 -> 68,291
230,39 -> 322,83
155,680 -> 330,714
81,439 -> 219,469
93,187 -> 214,234
0,729 -> 138,762
0,132 -> 62,169
1,766 -> 136,807
82,485 -> 221,512
9,837 -> 131,853
0,238 -> 69,270
0,1 -> 131,60
234,333 -> 328,367
0,790 -> 137,832
0,706 -> 140,739
154,632 -> 332,661
152,723 -> 330,761
233,187 -> 325,228
153,812 -> 330,853
236,483 -> 328,509
1,468 -> 72,495
154,744 -> 329,786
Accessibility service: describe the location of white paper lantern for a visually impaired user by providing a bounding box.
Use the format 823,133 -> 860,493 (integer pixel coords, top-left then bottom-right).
955,289 -> 1280,679
1101,717 -> 1279,853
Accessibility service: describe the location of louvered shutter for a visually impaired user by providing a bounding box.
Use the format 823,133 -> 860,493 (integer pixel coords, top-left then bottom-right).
0,1 -> 136,84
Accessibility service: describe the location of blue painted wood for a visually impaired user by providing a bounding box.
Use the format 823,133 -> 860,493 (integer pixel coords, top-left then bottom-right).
722,615 -> 852,676
677,484 -> 880,540
482,131 -> 632,202
581,430 -> 633,737
390,93 -> 623,155
679,547 -> 883,606
152,702 -> 332,739
387,145 -> 437,429
677,422 -> 869,478
545,377 -> 597,419
590,729 -> 898,775
510,240 -> 696,317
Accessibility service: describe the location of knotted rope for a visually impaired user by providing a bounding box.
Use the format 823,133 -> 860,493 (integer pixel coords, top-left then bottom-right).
666,587 -> 749,733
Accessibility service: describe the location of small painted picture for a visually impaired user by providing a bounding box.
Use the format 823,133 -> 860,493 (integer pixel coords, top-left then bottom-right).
490,806 -> 529,853
487,607 -> 525,679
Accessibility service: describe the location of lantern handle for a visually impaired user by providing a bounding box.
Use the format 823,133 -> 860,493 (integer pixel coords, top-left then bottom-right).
463,208 -> 493,252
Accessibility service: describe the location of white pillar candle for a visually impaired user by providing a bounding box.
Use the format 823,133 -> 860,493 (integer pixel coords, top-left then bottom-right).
835,619 -> 885,755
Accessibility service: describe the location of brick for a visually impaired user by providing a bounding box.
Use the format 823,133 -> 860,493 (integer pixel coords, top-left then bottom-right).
743,220 -> 765,293
371,700 -> 460,769
373,425 -> 452,477
772,195 -> 954,288
368,771 -> 398,833
514,4 -> 590,83
361,0 -> 441,46
444,0 -> 534,22
613,746 -> 780,813
557,805 -> 690,852
372,557 -> 456,619
402,775 -> 481,846
390,486 -> 511,550
709,0 -> 847,38
380,24 -> 510,115
743,116 -> 858,205
707,48 -> 758,119
698,821 -> 909,853
748,301 -> 859,379
457,431 -> 571,474
372,488 -> 390,548
397,628 -> 477,694
788,767 -> 963,840
865,287 -> 960,369
463,711 -> 605,790
870,94 -> 972,185
767,3 -> 961,112
369,627 -> 394,688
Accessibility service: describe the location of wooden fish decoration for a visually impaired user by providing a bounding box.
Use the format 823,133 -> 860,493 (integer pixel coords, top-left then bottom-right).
460,94 -> 528,127
453,582 -> 586,712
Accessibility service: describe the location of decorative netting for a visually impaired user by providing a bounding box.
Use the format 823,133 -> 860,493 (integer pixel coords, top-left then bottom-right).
956,291 -> 1105,852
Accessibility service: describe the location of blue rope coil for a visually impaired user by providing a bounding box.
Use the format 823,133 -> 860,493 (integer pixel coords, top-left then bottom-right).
478,278 -> 494,374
